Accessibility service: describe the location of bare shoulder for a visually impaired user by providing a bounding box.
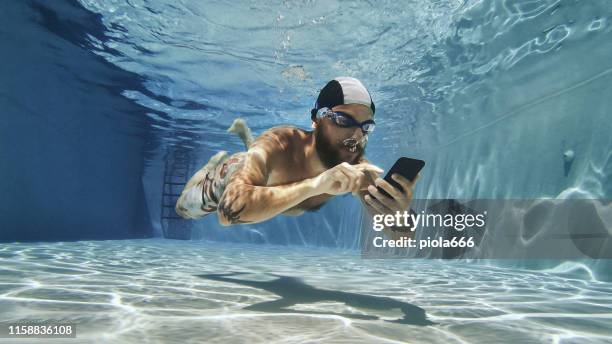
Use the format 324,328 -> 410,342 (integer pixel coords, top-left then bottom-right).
249,125 -> 308,157
251,125 -> 307,146
227,125 -> 307,185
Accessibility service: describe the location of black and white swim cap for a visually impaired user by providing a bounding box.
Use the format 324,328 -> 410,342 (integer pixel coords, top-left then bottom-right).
311,77 -> 375,120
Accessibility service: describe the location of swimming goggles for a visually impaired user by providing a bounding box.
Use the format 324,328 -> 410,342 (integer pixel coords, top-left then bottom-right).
317,107 -> 376,135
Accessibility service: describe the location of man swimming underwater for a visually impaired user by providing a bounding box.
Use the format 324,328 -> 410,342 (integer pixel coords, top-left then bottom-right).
176,77 -> 419,238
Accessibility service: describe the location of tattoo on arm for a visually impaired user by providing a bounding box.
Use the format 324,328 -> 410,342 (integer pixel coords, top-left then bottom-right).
216,128 -> 296,225
218,200 -> 247,224
217,187 -> 250,224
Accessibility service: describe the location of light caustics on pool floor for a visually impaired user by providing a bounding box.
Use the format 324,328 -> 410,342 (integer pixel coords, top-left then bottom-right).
0,239 -> 611,343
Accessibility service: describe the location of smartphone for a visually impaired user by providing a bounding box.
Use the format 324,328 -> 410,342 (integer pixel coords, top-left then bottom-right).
377,157 -> 425,198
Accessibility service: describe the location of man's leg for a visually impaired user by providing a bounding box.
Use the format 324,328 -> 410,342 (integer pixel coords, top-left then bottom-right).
228,118 -> 253,149
175,151 -> 228,219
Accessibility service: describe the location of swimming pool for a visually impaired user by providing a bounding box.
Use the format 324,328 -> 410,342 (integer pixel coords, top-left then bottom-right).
1,0 -> 611,342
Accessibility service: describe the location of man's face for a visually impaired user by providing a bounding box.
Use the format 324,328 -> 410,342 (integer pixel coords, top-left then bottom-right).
315,103 -> 374,168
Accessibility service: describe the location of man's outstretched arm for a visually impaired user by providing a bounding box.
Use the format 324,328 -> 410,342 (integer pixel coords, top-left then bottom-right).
217,135 -> 382,225
217,172 -> 320,225
217,159 -> 382,225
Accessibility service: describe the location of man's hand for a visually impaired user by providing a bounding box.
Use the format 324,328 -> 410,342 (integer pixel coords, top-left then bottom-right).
314,162 -> 383,196
363,172 -> 420,215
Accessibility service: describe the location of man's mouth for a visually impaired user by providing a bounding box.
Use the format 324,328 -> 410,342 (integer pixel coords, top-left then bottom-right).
342,138 -> 364,153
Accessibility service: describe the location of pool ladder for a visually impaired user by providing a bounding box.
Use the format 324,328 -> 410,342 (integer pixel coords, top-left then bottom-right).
160,149 -> 192,239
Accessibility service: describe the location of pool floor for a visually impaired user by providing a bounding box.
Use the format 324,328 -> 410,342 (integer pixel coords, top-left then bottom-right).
0,239 -> 611,343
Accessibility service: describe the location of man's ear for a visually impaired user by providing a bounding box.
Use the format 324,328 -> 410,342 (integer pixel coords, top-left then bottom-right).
311,120 -> 317,129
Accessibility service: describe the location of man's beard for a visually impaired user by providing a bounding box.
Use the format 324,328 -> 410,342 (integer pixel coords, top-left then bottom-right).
315,129 -> 365,168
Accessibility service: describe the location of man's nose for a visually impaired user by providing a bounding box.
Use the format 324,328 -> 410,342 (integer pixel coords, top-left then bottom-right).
352,126 -> 365,139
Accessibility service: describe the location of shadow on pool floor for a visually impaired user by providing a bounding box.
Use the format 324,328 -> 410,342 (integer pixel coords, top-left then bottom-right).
198,272 -> 435,326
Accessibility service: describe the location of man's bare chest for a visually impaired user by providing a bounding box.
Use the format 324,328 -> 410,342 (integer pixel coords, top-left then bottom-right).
266,162 -> 331,213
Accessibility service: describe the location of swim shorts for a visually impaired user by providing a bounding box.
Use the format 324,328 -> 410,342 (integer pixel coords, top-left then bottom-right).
175,151 -> 247,219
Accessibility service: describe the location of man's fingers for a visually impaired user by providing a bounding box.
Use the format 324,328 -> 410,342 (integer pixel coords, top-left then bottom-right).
367,185 -> 399,211
333,170 -> 349,192
339,168 -> 363,194
340,163 -> 367,193
330,162 -> 387,195
359,182 -> 371,191
391,173 -> 416,192
349,173 -> 361,194
374,178 -> 403,200
356,163 -> 383,174
365,170 -> 378,183
354,171 -> 365,193
364,194 -> 391,214
341,167 -> 360,192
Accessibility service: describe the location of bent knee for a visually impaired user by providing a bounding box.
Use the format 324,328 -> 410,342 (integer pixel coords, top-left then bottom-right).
175,183 -> 213,220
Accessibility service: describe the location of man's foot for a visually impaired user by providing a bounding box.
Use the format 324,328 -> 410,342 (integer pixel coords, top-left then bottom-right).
228,118 -> 253,149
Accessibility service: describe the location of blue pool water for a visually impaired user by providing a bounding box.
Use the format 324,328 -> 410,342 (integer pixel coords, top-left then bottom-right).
1,0 -> 611,342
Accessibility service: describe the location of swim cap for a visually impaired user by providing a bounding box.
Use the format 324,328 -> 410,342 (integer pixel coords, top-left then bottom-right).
311,77 -> 375,120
